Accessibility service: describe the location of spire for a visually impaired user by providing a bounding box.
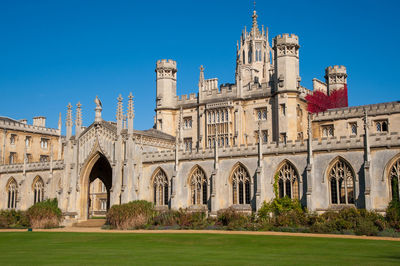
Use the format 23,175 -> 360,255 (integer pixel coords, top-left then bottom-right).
116,94 -> 123,134
251,10 -> 260,35
116,94 -> 123,120
198,65 -> 205,92
75,102 -> 82,136
57,112 -> 62,133
127,92 -> 134,119
66,103 -> 73,139
127,92 -> 134,133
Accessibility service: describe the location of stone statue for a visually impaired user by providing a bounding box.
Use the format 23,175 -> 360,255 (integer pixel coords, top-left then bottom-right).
94,96 -> 102,108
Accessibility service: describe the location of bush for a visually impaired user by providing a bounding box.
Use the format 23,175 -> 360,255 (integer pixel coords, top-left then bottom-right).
152,210 -> 179,227
386,199 -> 400,229
0,210 -> 30,228
176,209 -> 208,229
308,207 -> 383,236
106,200 -> 154,230
27,198 -> 62,229
217,207 -> 251,230
258,197 -> 306,228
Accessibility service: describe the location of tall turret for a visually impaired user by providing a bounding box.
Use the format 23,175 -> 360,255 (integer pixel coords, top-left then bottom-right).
325,65 -> 347,95
236,10 -> 271,92
271,34 -> 301,142
155,59 -> 177,108
155,59 -> 178,136
273,34 -> 300,92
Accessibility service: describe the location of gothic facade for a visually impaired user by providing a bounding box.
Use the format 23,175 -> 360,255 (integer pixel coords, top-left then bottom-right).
1,11 -> 400,224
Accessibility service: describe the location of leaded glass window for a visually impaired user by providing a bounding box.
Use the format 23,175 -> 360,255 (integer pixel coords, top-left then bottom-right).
232,164 -> 251,205
153,169 -> 169,206
276,162 -> 299,199
329,159 -> 355,205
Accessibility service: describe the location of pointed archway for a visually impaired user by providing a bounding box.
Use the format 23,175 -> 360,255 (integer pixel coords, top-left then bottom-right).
79,152 -> 113,220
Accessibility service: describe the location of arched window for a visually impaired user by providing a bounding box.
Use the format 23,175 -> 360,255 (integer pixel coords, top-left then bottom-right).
248,47 -> 252,64
153,169 -> 168,206
276,161 -> 299,199
389,158 -> 400,202
7,178 -> 18,209
329,159 -> 355,205
33,176 -> 44,204
232,164 -> 251,205
189,167 -> 207,205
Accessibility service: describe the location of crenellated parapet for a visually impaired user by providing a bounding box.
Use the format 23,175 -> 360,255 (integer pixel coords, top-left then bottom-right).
176,93 -> 198,106
325,65 -> 347,93
0,117 -> 60,136
273,34 -> 300,58
312,101 -> 400,122
0,160 -> 64,174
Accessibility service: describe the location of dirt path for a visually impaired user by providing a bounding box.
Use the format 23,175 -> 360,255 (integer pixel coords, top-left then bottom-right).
1,227 -> 400,242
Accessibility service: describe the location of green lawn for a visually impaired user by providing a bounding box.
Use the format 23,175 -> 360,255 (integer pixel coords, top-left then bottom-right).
0,232 -> 399,265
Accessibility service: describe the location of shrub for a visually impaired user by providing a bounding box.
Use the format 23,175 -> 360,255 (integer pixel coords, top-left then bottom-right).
0,210 -> 30,228
152,210 -> 179,227
27,198 -> 62,229
355,219 -> 378,236
216,207 -> 251,230
175,209 -> 208,229
106,200 -> 154,230
258,197 -> 305,228
386,199 -> 400,229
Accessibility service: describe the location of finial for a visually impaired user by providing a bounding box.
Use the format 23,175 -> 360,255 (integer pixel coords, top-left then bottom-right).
66,103 -> 73,127
127,92 -> 134,119
76,102 -> 82,127
116,94 -> 123,121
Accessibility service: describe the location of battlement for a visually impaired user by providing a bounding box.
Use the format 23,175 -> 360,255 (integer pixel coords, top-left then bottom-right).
273,33 -> 299,46
177,93 -> 198,105
142,131 -> 400,164
156,59 -> 177,69
325,65 -> 347,76
0,160 -> 65,174
0,117 -> 60,136
312,101 -> 400,121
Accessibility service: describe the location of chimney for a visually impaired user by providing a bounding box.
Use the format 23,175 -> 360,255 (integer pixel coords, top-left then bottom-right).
19,119 -> 28,124
33,116 -> 46,127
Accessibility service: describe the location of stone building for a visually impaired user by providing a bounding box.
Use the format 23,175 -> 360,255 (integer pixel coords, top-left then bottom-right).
1,10 -> 399,224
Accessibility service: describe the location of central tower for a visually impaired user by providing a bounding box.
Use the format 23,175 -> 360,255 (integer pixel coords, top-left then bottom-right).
235,10 -> 271,92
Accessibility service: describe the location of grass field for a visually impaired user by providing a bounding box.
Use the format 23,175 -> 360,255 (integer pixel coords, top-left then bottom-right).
0,232 -> 399,265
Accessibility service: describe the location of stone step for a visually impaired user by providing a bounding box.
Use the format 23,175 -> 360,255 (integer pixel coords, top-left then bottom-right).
73,219 -> 106,227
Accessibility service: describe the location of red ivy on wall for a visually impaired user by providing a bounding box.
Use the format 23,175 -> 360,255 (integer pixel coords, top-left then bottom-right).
306,84 -> 348,113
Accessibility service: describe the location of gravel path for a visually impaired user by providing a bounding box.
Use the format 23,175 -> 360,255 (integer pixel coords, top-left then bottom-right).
1,227 -> 400,241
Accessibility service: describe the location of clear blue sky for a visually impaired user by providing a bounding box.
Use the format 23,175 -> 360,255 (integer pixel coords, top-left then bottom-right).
0,0 -> 399,132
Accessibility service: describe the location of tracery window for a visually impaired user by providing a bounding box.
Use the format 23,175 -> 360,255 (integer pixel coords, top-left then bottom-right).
189,167 -> 207,205
153,169 -> 169,206
389,158 -> 400,202
276,161 -> 299,199
232,164 -> 251,205
322,125 -> 334,137
207,108 -> 230,148
329,159 -> 355,205
33,176 -> 44,204
7,178 -> 18,209
375,120 -> 388,132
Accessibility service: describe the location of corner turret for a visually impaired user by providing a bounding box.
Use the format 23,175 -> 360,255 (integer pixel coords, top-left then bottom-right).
325,65 -> 347,94
155,59 -> 177,109
273,33 -> 300,92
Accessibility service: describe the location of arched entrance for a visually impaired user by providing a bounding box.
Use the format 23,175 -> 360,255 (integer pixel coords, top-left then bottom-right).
79,152 -> 112,220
